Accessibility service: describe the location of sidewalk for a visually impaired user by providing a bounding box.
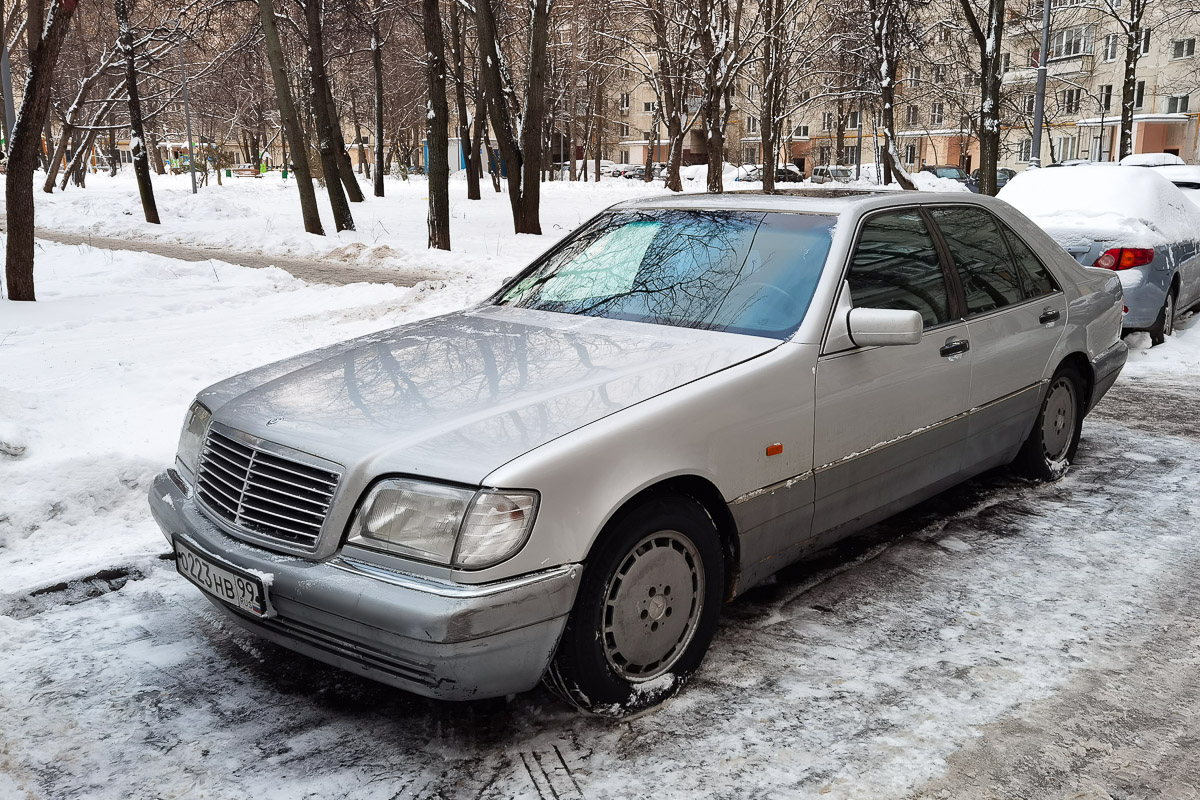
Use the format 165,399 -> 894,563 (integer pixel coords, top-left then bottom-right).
9,225 -> 434,287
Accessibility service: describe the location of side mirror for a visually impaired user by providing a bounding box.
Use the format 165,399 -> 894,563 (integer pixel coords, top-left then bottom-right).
847,308 -> 924,347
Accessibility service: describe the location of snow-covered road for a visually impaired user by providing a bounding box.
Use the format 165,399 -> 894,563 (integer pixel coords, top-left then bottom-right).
2,392 -> 1197,800
3,177 -> 1199,799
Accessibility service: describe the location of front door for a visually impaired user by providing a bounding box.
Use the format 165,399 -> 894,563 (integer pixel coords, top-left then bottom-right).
813,208 -> 972,538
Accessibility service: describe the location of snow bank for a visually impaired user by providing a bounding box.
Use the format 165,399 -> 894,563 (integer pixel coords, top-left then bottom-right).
998,164 -> 1200,247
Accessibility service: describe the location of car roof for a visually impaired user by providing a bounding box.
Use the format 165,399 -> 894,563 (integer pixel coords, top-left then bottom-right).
610,189 -> 1006,215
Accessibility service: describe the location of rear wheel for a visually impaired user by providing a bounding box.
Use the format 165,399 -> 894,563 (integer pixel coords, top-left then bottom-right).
1013,364 -> 1085,481
1148,287 -> 1176,346
546,496 -> 724,715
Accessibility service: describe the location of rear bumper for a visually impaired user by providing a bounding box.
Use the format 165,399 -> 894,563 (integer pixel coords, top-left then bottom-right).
1120,268 -> 1170,330
1088,339 -> 1127,412
149,470 -> 580,700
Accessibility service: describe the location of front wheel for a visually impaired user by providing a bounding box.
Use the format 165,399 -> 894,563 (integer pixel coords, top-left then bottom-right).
546,496 -> 724,715
1013,364 -> 1085,481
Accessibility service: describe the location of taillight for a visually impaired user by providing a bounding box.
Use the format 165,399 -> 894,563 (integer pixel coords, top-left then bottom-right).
1093,247 -> 1155,270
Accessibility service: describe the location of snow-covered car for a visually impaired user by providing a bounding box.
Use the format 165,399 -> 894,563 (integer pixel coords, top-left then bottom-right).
1120,152 -> 1186,168
1144,164 -> 1200,210
921,164 -> 970,185
811,165 -> 853,183
1000,165 -> 1200,345
150,190 -> 1126,714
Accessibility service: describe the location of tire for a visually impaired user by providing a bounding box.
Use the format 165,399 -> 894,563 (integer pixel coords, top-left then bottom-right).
1013,364 -> 1085,481
1148,287 -> 1176,346
546,495 -> 724,715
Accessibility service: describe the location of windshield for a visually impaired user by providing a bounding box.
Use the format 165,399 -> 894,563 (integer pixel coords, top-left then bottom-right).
935,167 -> 966,179
495,209 -> 836,339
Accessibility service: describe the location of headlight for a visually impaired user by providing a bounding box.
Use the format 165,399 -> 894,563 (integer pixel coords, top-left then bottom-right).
175,400 -> 211,479
347,478 -> 538,569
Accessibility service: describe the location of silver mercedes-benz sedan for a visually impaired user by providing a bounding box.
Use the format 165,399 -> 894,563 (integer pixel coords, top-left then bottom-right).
149,190 -> 1127,713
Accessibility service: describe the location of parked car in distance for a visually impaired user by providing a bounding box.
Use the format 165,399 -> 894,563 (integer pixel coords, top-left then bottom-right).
810,165 -> 854,183
1000,164 -> 1200,345
967,167 -> 1017,192
1145,164 -> 1200,210
921,164 -> 970,185
1120,152 -> 1186,168
151,189 -> 1126,715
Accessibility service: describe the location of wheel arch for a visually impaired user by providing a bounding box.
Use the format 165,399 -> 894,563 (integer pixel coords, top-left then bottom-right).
587,475 -> 740,603
1057,351 -> 1095,412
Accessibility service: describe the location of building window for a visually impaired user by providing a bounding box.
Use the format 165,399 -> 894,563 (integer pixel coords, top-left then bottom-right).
933,65 -> 947,83
1000,52 -> 1011,72
938,26 -> 951,43
793,124 -> 809,138
822,112 -> 834,131
746,116 -> 759,134
904,143 -> 917,163
1103,34 -> 1119,61
642,101 -> 656,114
1139,28 -> 1151,56
620,150 -> 629,164
844,145 -> 859,164
1168,95 -> 1190,113
746,84 -> 758,102
819,145 -> 832,164
908,65 -> 921,82
641,130 -> 652,140
1028,48 -> 1041,67
1135,80 -> 1146,109
1055,135 -> 1079,161
1171,39 -> 1196,60
905,105 -> 919,126
1023,94 -> 1036,114
619,93 -> 630,110
1050,25 -> 1093,60
1099,84 -> 1113,112
847,110 -> 860,129
930,102 -> 945,126
1061,88 -> 1081,114
1018,138 -> 1032,163
619,122 -> 630,138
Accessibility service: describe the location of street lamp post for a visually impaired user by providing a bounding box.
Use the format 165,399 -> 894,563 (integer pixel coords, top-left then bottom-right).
178,42 -> 198,194
1029,0 -> 1052,168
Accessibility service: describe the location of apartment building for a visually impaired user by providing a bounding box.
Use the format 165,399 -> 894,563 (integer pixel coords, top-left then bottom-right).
603,0 -> 1197,176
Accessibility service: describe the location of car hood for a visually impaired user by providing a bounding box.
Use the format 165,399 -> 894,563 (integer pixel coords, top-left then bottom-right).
198,306 -> 779,485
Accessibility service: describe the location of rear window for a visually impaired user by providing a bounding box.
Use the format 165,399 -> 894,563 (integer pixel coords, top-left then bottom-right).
496,209 -> 836,339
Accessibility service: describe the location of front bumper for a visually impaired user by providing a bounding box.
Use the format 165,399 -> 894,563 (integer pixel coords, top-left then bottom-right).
149,470 -> 580,701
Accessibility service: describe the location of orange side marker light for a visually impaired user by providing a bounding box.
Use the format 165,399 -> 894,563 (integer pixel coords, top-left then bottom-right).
766,443 -> 784,457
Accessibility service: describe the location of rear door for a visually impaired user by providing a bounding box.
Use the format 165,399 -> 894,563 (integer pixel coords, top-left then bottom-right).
813,208 -> 972,537
927,206 -> 1067,474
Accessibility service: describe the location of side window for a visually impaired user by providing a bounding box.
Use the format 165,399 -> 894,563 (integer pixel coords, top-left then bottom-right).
931,207 -> 1024,315
999,223 -> 1061,299
848,210 -> 950,329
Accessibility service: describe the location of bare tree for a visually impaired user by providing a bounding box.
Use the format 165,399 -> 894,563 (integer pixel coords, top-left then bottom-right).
474,0 -> 553,234
115,0 -> 160,223
422,0 -> 450,249
4,0 -> 82,302
866,0 -> 916,189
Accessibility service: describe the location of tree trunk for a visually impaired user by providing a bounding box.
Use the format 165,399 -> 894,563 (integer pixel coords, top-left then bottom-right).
323,80 -> 364,202
148,130 -> 166,174
302,0 -> 354,231
761,0 -> 777,193
115,0 -> 159,224
1119,26 -> 1139,160
704,92 -> 724,193
4,0 -> 81,302
371,20 -> 385,197
422,0 -> 451,250
449,3 -> 481,200
474,0 -> 550,234
256,0 -> 323,234
468,97 -> 486,198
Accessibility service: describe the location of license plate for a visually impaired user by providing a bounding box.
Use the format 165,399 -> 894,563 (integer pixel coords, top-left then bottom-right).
173,537 -> 271,618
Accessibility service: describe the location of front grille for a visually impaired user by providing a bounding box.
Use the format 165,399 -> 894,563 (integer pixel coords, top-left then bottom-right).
195,428 -> 339,552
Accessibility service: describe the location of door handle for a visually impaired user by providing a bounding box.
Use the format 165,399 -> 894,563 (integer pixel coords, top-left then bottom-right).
1039,308 -> 1061,325
940,338 -> 970,358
